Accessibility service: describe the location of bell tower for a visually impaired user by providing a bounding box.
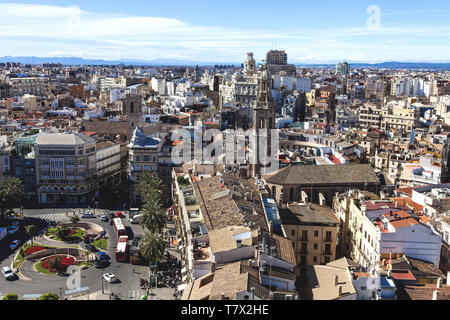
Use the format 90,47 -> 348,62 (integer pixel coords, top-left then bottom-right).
123,95 -> 142,141
252,71 -> 277,177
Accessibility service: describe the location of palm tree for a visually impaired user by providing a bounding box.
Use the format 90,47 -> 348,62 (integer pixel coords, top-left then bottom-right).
140,199 -> 166,233
25,224 -> 38,244
70,215 -> 80,228
139,231 -> 166,266
138,172 -> 167,205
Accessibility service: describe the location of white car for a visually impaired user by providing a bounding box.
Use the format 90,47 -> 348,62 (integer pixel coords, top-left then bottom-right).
103,273 -> 117,283
1,266 -> 15,280
82,212 -> 95,218
7,225 -> 19,234
9,240 -> 20,250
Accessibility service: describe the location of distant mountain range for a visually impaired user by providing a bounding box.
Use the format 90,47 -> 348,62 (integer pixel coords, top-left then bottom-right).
1,56 -> 450,70
0,56 -> 239,67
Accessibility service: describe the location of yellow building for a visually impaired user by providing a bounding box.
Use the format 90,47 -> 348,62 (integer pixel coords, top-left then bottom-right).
280,202 -> 339,275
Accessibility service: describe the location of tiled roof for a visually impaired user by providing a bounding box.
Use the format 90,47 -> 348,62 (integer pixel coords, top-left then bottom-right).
389,217 -> 420,229
264,164 -> 379,186
279,203 -> 339,226
397,284 -> 450,300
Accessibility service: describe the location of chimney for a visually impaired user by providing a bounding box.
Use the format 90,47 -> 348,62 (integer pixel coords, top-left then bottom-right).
338,286 -> 343,296
236,239 -> 242,248
335,275 -> 339,286
432,290 -> 439,300
436,277 -> 443,289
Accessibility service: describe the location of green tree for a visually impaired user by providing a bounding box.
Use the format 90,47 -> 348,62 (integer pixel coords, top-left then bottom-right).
0,177 -> 24,219
38,292 -> 59,300
25,224 -> 38,244
139,231 -> 166,266
2,293 -> 19,300
140,198 -> 166,233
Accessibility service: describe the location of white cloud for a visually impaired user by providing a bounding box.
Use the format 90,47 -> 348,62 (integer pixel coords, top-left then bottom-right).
0,2 -> 450,63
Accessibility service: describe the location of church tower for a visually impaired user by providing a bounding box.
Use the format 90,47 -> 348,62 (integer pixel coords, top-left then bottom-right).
252,71 -> 277,177
244,52 -> 256,75
123,95 -> 142,141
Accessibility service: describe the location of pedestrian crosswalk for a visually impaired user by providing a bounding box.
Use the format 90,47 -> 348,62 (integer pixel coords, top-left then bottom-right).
26,211 -> 81,223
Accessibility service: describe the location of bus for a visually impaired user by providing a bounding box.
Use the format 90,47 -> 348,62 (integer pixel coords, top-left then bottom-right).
115,235 -> 129,262
113,218 -> 126,237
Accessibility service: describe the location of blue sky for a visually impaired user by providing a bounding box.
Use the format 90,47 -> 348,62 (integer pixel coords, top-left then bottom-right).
1,1 -> 450,63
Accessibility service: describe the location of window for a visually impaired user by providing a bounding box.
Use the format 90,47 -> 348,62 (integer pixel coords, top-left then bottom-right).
143,155 -> 150,162
313,243 -> 318,250
301,230 -> 308,241
291,229 -> 295,237
135,156 -> 141,162
143,165 -> 150,171
313,256 -> 317,263
314,231 -> 319,237
324,256 -> 330,263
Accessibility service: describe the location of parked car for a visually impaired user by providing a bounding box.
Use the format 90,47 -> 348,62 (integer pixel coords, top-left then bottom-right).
95,259 -> 109,269
82,212 -> 95,218
7,225 -> 19,234
100,215 -> 109,222
2,266 -> 15,280
84,244 -> 97,252
103,273 -> 117,283
9,240 -> 20,250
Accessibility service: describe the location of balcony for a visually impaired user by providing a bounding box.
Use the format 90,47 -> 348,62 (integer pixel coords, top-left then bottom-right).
323,250 -> 332,256
324,237 -> 333,243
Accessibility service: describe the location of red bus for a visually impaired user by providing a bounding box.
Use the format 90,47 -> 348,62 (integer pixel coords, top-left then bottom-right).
113,218 -> 126,237
116,235 -> 129,262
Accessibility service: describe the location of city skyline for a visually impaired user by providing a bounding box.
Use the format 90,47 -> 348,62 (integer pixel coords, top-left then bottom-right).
1,0 -> 450,64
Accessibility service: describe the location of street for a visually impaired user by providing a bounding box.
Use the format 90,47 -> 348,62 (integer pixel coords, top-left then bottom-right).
0,208 -> 179,300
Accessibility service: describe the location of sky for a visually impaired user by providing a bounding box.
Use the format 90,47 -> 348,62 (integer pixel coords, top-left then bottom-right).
1,0 -> 450,64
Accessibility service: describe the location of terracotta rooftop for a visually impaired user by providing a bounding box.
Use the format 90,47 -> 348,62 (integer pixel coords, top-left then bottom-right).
397,284 -> 450,300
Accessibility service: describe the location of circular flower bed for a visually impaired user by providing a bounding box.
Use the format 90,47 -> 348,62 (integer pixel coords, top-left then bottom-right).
40,255 -> 76,273
25,246 -> 47,256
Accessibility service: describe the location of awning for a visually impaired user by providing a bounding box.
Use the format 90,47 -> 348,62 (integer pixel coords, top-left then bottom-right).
177,284 -> 186,292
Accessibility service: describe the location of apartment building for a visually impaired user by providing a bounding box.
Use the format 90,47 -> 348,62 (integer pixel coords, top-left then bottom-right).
127,127 -> 162,204
9,77 -> 49,97
280,202 -> 339,275
35,133 -> 97,205
359,104 -> 382,129
96,139 -> 121,189
381,105 -> 420,133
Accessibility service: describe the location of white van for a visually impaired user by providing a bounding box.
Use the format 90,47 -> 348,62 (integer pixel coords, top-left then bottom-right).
130,214 -> 143,224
